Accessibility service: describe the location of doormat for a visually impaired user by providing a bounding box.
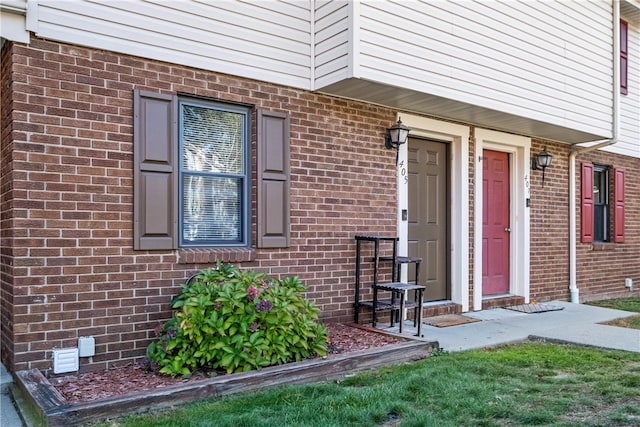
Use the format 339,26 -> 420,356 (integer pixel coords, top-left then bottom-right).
424,314 -> 482,328
504,303 -> 565,314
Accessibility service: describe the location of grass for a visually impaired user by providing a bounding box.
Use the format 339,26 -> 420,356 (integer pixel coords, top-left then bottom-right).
103,343 -> 640,427
586,297 -> 640,313
586,297 -> 640,330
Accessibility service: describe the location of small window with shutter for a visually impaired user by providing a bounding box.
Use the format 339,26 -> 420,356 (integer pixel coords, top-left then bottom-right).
134,90 -> 291,250
580,162 -> 625,244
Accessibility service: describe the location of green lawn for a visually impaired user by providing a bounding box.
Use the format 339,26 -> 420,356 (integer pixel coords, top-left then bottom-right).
586,297 -> 640,329
586,297 -> 640,313
104,343 -> 640,427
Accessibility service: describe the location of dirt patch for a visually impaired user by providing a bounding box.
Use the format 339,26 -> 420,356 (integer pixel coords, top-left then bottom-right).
50,323 -> 403,403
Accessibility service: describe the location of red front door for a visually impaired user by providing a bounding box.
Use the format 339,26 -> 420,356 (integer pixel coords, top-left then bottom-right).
482,150 -> 510,295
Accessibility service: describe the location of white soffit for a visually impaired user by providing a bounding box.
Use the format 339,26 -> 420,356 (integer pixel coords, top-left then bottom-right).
318,79 -> 607,144
621,0 -> 640,23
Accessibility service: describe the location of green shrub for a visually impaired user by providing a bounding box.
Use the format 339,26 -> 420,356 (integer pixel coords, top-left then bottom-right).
146,263 -> 328,376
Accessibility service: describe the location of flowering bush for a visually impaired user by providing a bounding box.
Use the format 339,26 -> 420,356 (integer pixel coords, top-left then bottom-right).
146,263 -> 328,376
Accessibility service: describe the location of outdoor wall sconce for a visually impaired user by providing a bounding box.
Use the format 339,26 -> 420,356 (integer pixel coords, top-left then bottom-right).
385,118 -> 410,163
385,118 -> 410,150
531,147 -> 553,187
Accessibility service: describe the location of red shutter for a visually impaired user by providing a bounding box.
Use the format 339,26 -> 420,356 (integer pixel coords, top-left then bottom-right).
133,90 -> 178,250
580,162 -> 594,243
257,110 -> 290,248
614,168 -> 625,243
621,19 -> 628,95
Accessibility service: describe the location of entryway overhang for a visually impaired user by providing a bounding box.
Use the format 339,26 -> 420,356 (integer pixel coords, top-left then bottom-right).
318,79 -> 609,144
621,0 -> 640,24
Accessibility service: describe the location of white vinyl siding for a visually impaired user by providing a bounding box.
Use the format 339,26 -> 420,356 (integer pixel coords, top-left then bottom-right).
30,0 -> 313,89
313,0 -> 351,88
0,0 -> 29,44
315,0 -> 615,141
359,0 -> 613,139
21,0 -> 633,149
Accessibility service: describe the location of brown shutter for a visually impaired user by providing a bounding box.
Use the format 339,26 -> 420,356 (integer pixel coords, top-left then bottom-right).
580,162 -> 594,243
133,90 -> 178,250
257,110 -> 290,248
614,168 -> 625,243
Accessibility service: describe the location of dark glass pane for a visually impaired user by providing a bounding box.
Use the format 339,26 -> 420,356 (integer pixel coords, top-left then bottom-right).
594,204 -> 608,242
593,169 -> 607,204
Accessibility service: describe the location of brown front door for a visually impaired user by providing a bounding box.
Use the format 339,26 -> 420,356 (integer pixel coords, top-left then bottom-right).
482,149 -> 510,295
408,137 -> 449,301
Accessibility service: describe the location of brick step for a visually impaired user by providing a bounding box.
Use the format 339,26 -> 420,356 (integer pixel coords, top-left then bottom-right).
481,295 -> 525,310
420,302 -> 463,318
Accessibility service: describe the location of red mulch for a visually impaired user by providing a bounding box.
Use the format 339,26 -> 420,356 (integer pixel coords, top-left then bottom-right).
51,324 -> 402,403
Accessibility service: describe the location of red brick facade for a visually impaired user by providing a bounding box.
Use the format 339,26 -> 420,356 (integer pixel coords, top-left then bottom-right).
2,39 -> 639,373
0,39 -> 401,372
528,141 -> 640,303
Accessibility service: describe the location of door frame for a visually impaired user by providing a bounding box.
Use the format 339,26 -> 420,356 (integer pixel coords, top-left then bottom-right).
398,114 -> 470,311
408,136 -> 451,301
474,129 -> 531,311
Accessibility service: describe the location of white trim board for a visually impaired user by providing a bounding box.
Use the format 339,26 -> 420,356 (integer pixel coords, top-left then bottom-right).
397,114 -> 470,312
473,129 -> 531,311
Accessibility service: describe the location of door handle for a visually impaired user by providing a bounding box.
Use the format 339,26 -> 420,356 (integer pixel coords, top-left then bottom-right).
504,227 -> 511,232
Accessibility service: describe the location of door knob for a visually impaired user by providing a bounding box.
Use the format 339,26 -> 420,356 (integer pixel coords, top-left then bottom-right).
504,227 -> 511,232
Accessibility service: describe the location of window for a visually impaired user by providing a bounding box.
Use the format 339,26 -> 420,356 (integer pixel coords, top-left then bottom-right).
593,165 -> 609,242
133,90 -> 290,251
581,163 -> 625,244
621,19 -> 628,95
179,99 -> 250,247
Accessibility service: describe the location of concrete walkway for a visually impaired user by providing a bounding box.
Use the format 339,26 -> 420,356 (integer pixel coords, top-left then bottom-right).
385,300 -> 640,353
1,363 -> 22,427
1,301 -> 638,427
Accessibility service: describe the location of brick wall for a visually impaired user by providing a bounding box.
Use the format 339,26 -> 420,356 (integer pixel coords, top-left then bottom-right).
529,141 -> 572,302
572,150 -> 640,302
1,39 -> 17,371
1,39 -> 399,372
2,38 -> 640,373
528,140 -> 640,302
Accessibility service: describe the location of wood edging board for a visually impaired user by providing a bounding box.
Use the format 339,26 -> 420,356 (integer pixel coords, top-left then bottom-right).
13,339 -> 438,426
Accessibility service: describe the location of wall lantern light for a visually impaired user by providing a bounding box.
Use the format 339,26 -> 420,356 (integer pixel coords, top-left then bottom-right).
385,119 -> 410,164
385,118 -> 410,150
531,147 -> 553,187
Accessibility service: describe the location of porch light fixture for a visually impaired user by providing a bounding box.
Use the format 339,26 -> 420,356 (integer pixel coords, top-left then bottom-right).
385,118 -> 410,150
531,147 -> 553,187
385,119 -> 410,164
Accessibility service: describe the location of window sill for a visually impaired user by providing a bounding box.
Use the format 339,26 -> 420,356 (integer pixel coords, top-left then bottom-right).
178,247 -> 256,264
591,242 -> 616,251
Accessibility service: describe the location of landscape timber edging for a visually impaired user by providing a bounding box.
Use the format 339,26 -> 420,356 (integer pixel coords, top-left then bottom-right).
12,339 -> 438,427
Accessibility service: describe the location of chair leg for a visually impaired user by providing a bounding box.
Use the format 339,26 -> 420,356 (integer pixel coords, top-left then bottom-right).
389,290 -> 395,327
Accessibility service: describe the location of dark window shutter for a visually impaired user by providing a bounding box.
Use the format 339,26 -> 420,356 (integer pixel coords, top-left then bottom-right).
133,90 -> 178,250
257,110 -> 290,248
621,19 -> 628,95
580,162 -> 594,243
614,168 -> 625,243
